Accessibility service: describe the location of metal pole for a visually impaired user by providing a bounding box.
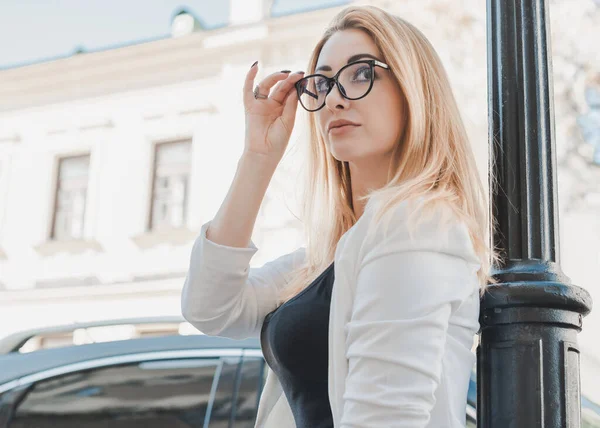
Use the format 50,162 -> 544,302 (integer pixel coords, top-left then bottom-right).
478,0 -> 593,426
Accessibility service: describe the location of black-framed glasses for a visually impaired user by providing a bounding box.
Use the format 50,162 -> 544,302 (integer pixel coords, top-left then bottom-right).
295,59 -> 390,112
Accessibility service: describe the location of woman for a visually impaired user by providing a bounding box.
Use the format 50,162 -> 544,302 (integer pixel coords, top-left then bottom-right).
181,5 -> 491,428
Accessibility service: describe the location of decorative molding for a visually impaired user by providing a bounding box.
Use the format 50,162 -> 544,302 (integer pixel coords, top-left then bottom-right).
35,276 -> 100,288
131,226 -> 199,250
203,24 -> 268,49
47,129 -> 68,136
0,277 -> 183,303
33,239 -> 103,257
0,6 -> 344,112
78,119 -> 114,131
131,271 -> 188,283
0,134 -> 21,144
143,113 -> 165,122
178,105 -> 218,116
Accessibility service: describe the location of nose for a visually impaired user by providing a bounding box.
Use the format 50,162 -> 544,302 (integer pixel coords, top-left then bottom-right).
324,81 -> 349,111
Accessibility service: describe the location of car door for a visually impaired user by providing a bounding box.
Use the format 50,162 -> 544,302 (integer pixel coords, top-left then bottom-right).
209,352 -> 267,427
1,349 -> 266,428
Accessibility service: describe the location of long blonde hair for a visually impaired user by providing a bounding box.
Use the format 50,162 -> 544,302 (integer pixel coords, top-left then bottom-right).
278,5 -> 493,304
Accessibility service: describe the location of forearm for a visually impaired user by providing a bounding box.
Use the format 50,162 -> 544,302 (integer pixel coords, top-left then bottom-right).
206,151 -> 279,248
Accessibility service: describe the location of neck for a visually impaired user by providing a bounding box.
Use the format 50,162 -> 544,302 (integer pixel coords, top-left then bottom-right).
348,157 -> 392,220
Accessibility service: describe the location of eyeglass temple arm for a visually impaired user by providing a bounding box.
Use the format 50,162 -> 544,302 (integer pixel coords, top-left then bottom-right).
373,60 -> 390,69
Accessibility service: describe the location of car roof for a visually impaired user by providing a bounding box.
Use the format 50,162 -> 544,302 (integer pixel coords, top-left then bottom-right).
0,315 -> 187,354
0,334 -> 260,386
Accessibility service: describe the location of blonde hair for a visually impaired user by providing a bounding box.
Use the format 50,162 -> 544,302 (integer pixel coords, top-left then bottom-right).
278,5 -> 494,304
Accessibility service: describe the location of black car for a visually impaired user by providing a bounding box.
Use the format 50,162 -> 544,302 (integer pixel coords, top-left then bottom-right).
0,333 -> 266,428
0,319 -> 598,427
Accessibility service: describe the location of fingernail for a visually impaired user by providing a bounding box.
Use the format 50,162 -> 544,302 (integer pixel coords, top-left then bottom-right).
251,61 -> 258,69
294,71 -> 305,75
280,70 -> 291,73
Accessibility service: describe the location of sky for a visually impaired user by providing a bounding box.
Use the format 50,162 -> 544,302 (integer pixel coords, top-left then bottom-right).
0,0 -> 349,69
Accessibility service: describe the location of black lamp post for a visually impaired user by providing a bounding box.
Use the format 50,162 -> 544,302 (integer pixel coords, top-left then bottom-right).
478,0 -> 593,426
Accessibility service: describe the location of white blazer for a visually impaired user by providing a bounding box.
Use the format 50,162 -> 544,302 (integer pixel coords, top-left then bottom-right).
181,199 -> 481,427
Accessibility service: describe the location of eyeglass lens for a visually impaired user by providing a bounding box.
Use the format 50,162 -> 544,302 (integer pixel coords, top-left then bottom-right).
297,62 -> 375,111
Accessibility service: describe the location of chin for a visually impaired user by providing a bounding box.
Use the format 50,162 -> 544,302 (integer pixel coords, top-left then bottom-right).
330,152 -> 362,164
327,140 -> 361,163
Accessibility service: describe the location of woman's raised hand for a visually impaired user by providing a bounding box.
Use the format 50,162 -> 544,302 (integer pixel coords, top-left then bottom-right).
243,62 -> 305,162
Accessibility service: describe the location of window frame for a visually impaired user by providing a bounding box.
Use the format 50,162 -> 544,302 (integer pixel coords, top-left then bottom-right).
49,153 -> 91,241
147,138 -> 192,233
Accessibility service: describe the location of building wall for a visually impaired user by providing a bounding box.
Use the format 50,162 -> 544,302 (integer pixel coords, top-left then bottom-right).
0,5 -> 338,334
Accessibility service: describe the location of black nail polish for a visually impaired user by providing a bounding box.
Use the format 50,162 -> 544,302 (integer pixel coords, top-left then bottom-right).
251,61 -> 258,69
294,71 -> 305,74
281,70 -> 291,73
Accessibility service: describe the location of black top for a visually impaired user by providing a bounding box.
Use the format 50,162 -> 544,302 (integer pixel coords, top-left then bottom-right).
260,262 -> 335,428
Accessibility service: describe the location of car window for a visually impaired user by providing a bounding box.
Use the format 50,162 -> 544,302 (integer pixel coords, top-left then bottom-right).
233,357 -> 266,426
8,358 -> 221,428
207,356 -> 242,427
207,356 -> 265,427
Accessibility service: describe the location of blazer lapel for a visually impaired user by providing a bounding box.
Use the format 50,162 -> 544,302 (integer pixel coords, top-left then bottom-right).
254,366 -> 295,427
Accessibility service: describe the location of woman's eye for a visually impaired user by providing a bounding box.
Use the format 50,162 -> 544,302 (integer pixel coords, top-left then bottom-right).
353,67 -> 372,81
316,79 -> 330,93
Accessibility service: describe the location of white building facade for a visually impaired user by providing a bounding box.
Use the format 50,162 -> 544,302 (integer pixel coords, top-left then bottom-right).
0,0 -> 599,400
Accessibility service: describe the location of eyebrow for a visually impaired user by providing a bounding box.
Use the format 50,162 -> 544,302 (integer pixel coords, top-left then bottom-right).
315,53 -> 382,73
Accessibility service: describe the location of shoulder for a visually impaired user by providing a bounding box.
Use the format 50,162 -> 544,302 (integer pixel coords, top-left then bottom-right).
349,197 -> 481,308
357,197 -> 480,268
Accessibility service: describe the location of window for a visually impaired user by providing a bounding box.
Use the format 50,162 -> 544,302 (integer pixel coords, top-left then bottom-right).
51,155 -> 90,241
233,357 -> 265,426
149,140 -> 191,231
6,355 -> 266,428
207,357 -> 241,427
9,358 -> 220,428
205,356 -> 265,427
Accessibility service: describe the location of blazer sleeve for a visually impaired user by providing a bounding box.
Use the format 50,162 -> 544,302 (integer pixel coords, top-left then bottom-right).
181,220 -> 306,340
340,202 -> 481,427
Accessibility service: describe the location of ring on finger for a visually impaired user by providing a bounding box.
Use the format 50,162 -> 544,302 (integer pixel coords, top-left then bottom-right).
253,86 -> 268,100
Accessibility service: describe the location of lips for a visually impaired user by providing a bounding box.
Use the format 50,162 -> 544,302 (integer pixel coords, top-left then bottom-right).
327,119 -> 360,133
